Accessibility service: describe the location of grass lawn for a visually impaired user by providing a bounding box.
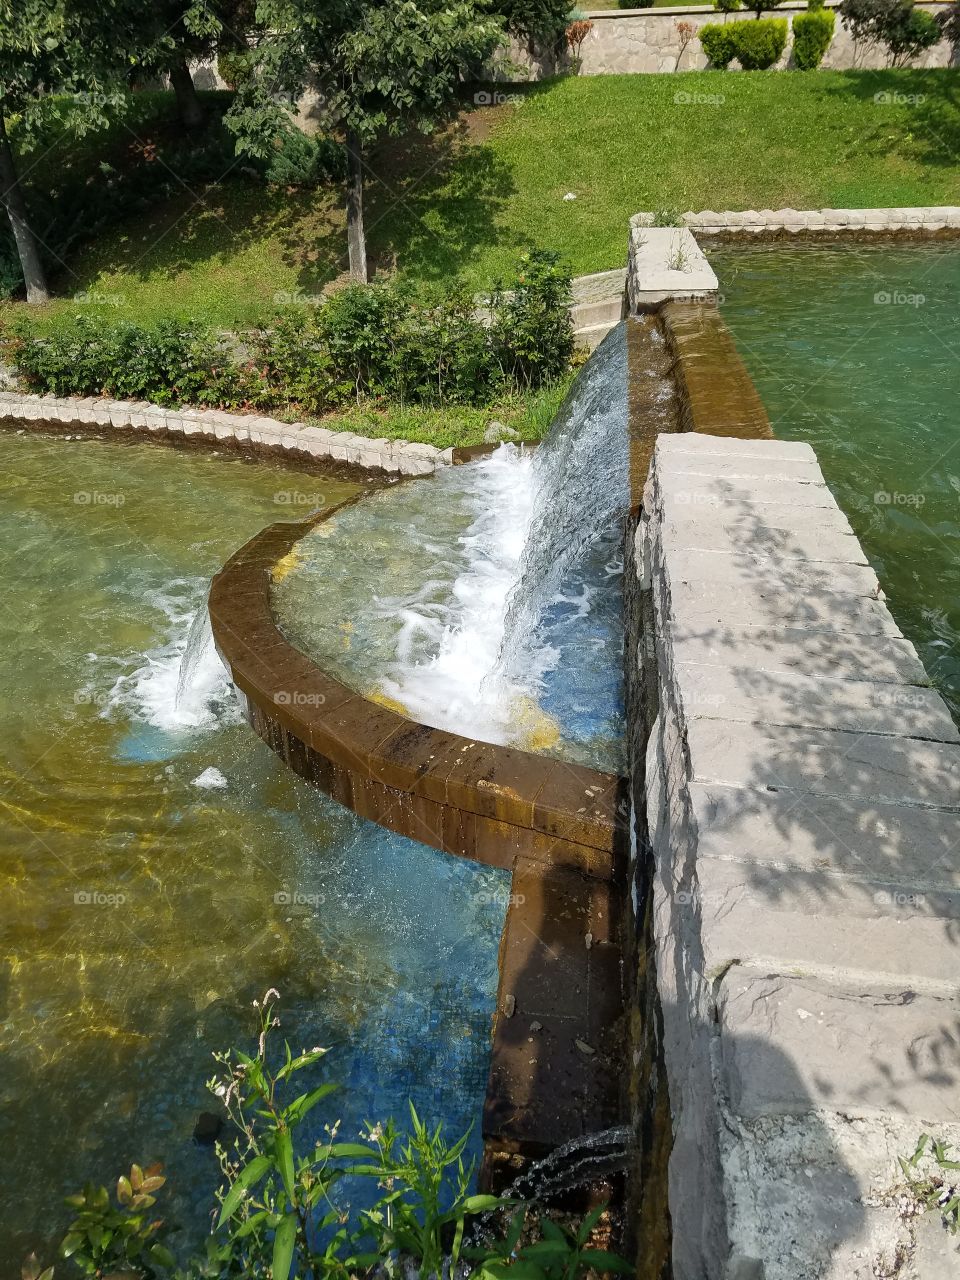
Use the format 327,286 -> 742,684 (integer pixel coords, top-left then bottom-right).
3,69 -> 959,324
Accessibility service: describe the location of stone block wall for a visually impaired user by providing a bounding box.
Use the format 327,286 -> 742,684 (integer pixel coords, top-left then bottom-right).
631,431 -> 960,1279
503,3 -> 954,77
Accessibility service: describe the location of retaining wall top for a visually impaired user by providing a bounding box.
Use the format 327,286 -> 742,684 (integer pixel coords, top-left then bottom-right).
640,432 -> 960,1279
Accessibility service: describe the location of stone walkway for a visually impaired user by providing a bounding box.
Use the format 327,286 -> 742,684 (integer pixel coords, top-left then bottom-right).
638,432 -> 960,1279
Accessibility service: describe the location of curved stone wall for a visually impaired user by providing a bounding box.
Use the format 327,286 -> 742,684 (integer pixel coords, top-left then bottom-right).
209,498 -> 629,882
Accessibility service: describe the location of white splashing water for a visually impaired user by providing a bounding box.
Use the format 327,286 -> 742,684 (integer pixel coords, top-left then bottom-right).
376,442 -> 549,746
102,583 -> 234,732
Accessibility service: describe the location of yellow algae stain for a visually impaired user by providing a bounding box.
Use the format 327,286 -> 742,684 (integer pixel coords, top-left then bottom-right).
272,548 -> 303,583
512,698 -> 562,754
366,689 -> 411,718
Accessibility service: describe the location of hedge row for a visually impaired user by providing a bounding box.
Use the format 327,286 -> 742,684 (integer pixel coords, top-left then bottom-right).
3,251 -> 575,413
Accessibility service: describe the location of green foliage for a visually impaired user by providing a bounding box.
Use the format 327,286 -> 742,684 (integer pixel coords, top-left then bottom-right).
261,130 -> 347,187
699,22 -> 738,65
713,0 -> 744,12
898,1134 -> 960,1234
58,1163 -> 176,1277
493,249 -> 574,390
32,988 -> 634,1280
701,17 -> 787,67
792,7 -> 836,67
7,252 -> 574,410
838,0 -> 942,64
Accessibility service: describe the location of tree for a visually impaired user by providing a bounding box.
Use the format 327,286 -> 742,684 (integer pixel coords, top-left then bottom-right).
0,0 -> 128,302
225,0 -> 509,283
839,0 -> 941,64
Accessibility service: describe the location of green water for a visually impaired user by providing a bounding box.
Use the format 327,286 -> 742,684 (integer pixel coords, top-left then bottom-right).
711,242 -> 960,720
0,432 -> 508,1272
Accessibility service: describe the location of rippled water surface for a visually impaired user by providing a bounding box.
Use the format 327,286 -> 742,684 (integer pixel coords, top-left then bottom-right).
0,432 -> 508,1270
712,242 -> 960,720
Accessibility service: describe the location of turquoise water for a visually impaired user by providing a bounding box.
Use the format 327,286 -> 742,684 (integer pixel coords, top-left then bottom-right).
711,242 -> 960,720
0,431 -> 507,1271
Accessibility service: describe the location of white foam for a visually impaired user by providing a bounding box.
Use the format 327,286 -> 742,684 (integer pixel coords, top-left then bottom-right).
192,766 -> 228,790
102,582 -> 236,733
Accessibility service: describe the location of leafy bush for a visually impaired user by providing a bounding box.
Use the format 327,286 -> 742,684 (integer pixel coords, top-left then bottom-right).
839,0 -> 942,64
699,22 -> 738,66
262,129 -> 347,187
493,249 -> 574,389
792,8 -> 836,67
732,17 -> 788,67
713,0 -> 744,11
6,252 -> 575,412
31,990 -> 634,1280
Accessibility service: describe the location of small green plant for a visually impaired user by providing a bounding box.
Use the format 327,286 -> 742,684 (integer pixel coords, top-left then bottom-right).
493,249 -> 574,390
666,237 -> 692,272
469,1204 -> 634,1280
651,208 -> 685,227
792,7 -> 836,67
58,1164 -> 175,1277
898,1134 -> 960,1233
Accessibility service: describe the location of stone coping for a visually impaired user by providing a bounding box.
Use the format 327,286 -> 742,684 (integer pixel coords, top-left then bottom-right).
628,226 -> 719,309
633,206 -> 960,237
209,499 -> 629,879
0,390 -> 457,476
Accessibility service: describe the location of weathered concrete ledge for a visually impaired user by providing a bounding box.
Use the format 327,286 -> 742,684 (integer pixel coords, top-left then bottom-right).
0,390 -> 453,475
210,503 -> 629,876
633,206 -> 960,238
628,227 -> 719,310
634,432 -> 960,1279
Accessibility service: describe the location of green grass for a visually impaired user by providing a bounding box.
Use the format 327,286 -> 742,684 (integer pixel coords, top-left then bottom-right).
6,68 -> 957,333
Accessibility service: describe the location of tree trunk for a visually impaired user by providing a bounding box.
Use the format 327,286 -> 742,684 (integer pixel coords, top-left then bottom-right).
169,55 -> 205,130
345,128 -> 368,283
0,113 -> 49,303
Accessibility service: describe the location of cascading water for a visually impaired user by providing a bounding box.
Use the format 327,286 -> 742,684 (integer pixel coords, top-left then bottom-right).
274,323 -> 677,773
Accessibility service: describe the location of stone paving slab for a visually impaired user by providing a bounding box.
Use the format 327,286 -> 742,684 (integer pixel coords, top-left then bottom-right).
687,720 -> 960,807
654,432 -> 816,463
660,470 -> 841,510
718,969 -> 960,1121
660,508 -> 864,564
675,662 -> 958,741
664,544 -> 882,598
672,626 -> 930,684
627,226 -> 719,309
668,579 -> 904,636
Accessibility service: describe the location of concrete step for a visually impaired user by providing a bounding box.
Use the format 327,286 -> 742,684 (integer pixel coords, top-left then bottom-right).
574,320 -> 620,352
571,296 -> 626,328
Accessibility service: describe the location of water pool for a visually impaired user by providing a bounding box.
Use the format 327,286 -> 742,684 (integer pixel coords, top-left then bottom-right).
0,431 -> 508,1268
711,241 -> 960,721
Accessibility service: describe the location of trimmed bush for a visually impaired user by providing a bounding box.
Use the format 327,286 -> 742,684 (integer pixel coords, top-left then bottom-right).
792,7 -> 836,67
731,17 -> 788,67
700,22 -> 738,66
5,251 -> 574,411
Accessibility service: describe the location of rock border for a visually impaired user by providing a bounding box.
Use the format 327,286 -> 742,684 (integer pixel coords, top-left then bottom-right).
632,206 -> 960,236
0,390 -> 452,476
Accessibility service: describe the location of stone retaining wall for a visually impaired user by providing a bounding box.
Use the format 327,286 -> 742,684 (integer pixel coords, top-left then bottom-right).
634,206 -> 960,236
504,2 -> 954,77
0,391 -> 451,475
631,431 -> 960,1279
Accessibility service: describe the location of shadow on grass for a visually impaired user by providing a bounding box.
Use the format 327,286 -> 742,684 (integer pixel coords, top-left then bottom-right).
822,67 -> 960,174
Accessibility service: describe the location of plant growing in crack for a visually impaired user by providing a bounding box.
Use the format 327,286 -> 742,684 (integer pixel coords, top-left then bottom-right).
666,237 -> 692,273
866,1134 -> 960,1277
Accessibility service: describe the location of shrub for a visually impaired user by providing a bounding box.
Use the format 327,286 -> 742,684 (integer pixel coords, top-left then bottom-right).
721,16 -> 789,67
700,22 -> 738,66
839,0 -> 942,65
713,0 -> 743,10
493,249 -> 574,389
792,7 -> 836,66
5,252 -> 576,412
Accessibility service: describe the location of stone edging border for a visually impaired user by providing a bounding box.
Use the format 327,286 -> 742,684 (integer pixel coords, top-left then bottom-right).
0,390 -> 455,476
209,500 -> 628,880
633,206 -> 960,236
